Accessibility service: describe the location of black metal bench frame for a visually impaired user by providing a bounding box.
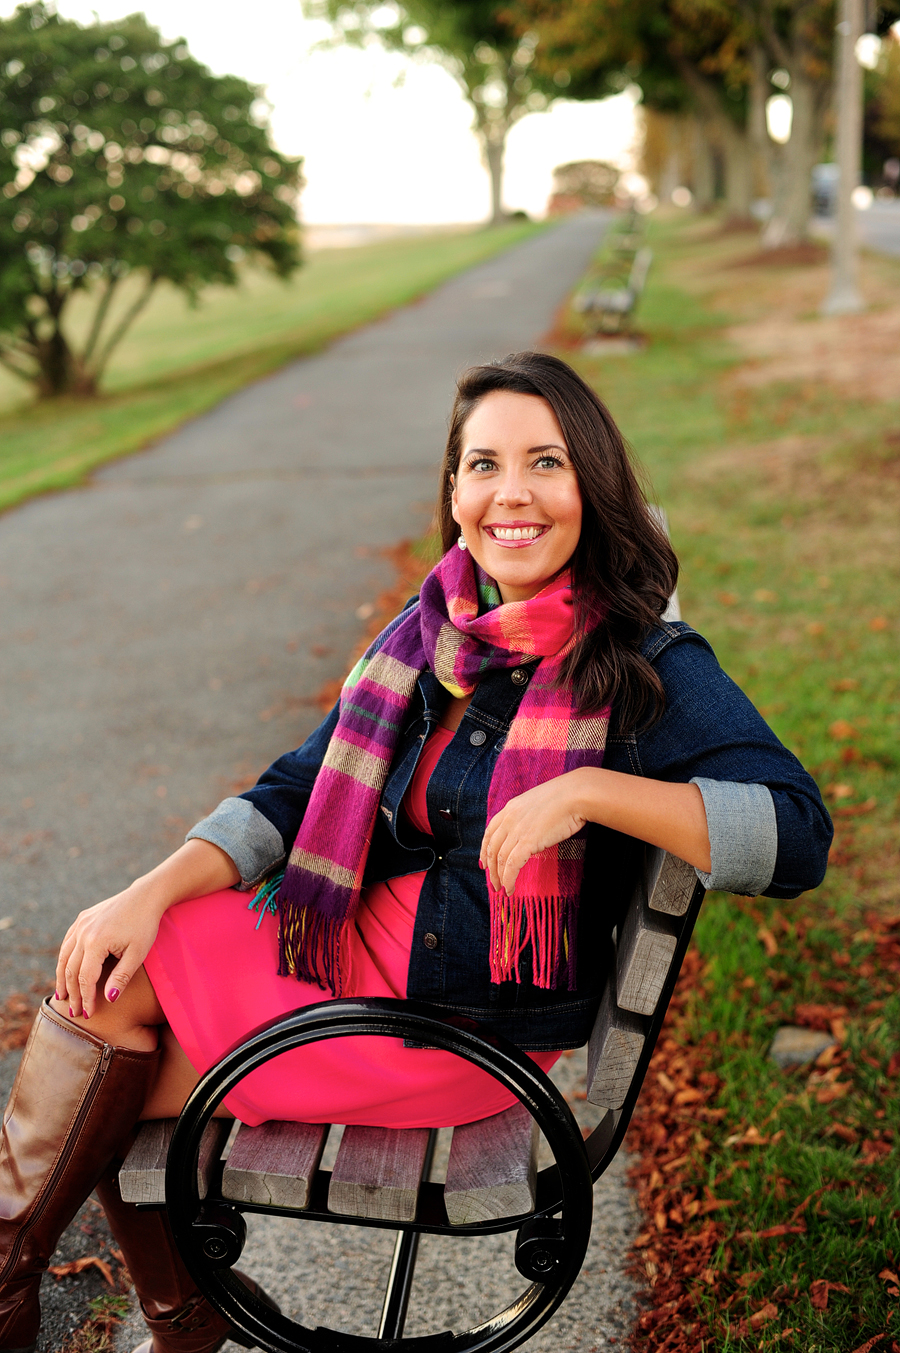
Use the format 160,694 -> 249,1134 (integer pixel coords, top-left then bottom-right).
157,872 -> 706,1353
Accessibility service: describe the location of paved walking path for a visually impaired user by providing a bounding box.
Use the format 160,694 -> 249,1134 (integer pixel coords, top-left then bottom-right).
0,212 -> 640,1350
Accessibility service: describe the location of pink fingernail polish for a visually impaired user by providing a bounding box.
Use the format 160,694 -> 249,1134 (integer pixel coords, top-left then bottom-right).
54,991 -> 60,1001
83,1012 -> 90,1019
108,988 -> 119,1002
69,1007 -> 74,1017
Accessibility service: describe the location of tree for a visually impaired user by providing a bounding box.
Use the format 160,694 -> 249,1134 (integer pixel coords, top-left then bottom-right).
863,27 -> 900,183
304,0 -> 557,223
548,159 -> 621,210
748,0 -> 900,243
0,2 -> 303,398
508,0 -> 767,223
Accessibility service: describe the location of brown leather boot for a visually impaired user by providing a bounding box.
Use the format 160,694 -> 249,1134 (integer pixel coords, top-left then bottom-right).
0,1000 -> 158,1353
95,1156 -> 278,1353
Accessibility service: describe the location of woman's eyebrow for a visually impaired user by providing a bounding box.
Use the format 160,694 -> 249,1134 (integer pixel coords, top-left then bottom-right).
463,443 -> 568,455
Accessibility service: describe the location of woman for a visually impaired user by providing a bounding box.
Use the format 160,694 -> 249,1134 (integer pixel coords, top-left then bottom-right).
0,352 -> 832,1353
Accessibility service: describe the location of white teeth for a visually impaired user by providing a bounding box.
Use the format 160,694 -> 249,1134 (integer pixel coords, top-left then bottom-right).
491,526 -> 543,541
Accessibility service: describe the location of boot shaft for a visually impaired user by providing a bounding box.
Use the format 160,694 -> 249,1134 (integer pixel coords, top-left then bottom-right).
0,1001 -> 158,1348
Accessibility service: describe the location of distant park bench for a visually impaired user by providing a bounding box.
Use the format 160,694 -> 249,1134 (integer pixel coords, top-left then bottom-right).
573,246 -> 653,336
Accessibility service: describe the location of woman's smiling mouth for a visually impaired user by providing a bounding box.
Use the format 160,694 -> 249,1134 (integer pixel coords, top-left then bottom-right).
485,523 -> 549,545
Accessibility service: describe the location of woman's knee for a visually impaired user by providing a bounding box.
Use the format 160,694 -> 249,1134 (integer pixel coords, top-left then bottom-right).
49,962 -> 163,1052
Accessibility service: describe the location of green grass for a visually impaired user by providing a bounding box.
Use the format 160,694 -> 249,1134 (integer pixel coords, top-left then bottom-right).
0,221 -> 543,514
683,898 -> 899,1351
563,215 -> 899,1351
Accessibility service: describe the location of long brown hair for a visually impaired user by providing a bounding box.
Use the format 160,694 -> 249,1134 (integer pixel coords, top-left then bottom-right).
437,351 -> 678,730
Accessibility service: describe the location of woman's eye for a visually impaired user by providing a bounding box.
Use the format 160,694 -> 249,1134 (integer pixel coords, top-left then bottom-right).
468,458 -> 496,472
536,455 -> 563,469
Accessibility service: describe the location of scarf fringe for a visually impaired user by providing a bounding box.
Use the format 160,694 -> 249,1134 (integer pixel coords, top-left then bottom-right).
489,893 -> 579,990
247,870 -> 285,930
278,899 -> 344,995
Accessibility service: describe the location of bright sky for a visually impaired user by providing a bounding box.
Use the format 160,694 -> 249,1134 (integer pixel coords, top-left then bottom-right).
6,0 -> 640,222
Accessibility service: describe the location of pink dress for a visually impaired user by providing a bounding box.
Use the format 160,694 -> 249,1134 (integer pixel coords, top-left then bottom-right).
145,725 -> 562,1127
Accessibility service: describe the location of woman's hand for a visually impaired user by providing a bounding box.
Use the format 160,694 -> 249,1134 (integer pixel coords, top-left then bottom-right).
55,839 -> 240,1018
480,772 -> 589,895
480,767 -> 712,896
55,883 -> 166,1019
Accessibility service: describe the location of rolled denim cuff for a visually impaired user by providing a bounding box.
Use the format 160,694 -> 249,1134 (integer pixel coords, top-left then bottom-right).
690,778 -> 777,896
186,797 -> 286,891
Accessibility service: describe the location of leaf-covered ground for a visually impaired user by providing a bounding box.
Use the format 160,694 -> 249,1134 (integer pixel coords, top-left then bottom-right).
561,215 -> 899,1352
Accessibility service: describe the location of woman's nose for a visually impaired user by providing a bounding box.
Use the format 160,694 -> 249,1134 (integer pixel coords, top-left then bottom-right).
495,472 -> 532,505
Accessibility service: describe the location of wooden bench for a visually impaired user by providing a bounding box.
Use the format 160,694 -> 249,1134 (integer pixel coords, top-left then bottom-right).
119,845 -> 703,1351
573,246 -> 653,336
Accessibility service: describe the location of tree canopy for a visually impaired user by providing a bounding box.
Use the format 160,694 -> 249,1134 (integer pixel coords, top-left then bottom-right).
512,0 -> 900,240
0,2 -> 303,396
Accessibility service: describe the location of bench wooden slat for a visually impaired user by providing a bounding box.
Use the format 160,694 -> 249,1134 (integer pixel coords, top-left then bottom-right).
616,865 -> 680,1018
586,968 -> 645,1110
646,847 -> 696,917
119,1118 -> 230,1205
328,1125 -> 430,1222
444,1102 -> 538,1226
221,1120 -> 328,1211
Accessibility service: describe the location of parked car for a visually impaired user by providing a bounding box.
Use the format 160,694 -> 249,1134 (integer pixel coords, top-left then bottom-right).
812,163 -> 841,217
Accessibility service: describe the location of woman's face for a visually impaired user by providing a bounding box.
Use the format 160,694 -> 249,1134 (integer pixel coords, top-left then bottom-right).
451,390 -> 582,604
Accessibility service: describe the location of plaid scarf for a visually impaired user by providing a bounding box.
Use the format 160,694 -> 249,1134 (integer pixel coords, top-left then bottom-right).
275,545 -> 609,994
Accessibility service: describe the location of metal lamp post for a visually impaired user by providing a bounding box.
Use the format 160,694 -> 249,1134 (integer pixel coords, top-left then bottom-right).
822,0 -> 865,315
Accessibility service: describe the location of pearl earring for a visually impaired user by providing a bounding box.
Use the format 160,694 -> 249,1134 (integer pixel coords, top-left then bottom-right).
457,535 -> 467,551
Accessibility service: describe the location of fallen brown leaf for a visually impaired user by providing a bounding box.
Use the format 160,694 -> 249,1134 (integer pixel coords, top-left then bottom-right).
48,1255 -> 115,1286
849,1336 -> 890,1353
737,1222 -> 807,1240
810,1278 -> 851,1310
698,1198 -> 737,1215
749,1301 -> 779,1329
673,1087 -> 704,1105
795,1002 -> 848,1030
816,1081 -> 851,1104
757,925 -> 779,957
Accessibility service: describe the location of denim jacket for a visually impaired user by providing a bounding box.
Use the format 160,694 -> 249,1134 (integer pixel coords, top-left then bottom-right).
188,620 -> 833,1049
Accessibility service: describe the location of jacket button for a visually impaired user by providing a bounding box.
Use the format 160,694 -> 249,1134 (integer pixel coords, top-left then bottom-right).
438,807 -> 455,819
469,729 -> 487,746
423,932 -> 439,950
511,668 -> 528,686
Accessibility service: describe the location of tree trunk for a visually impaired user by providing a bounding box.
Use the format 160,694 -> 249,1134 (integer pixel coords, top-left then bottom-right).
761,73 -> 827,246
484,134 -> 505,225
691,118 -> 717,210
748,46 -> 771,201
720,119 -> 754,223
35,324 -> 86,398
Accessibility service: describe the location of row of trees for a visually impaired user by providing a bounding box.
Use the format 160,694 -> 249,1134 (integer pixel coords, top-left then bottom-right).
311,0 -> 900,243
5,0 -> 900,399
